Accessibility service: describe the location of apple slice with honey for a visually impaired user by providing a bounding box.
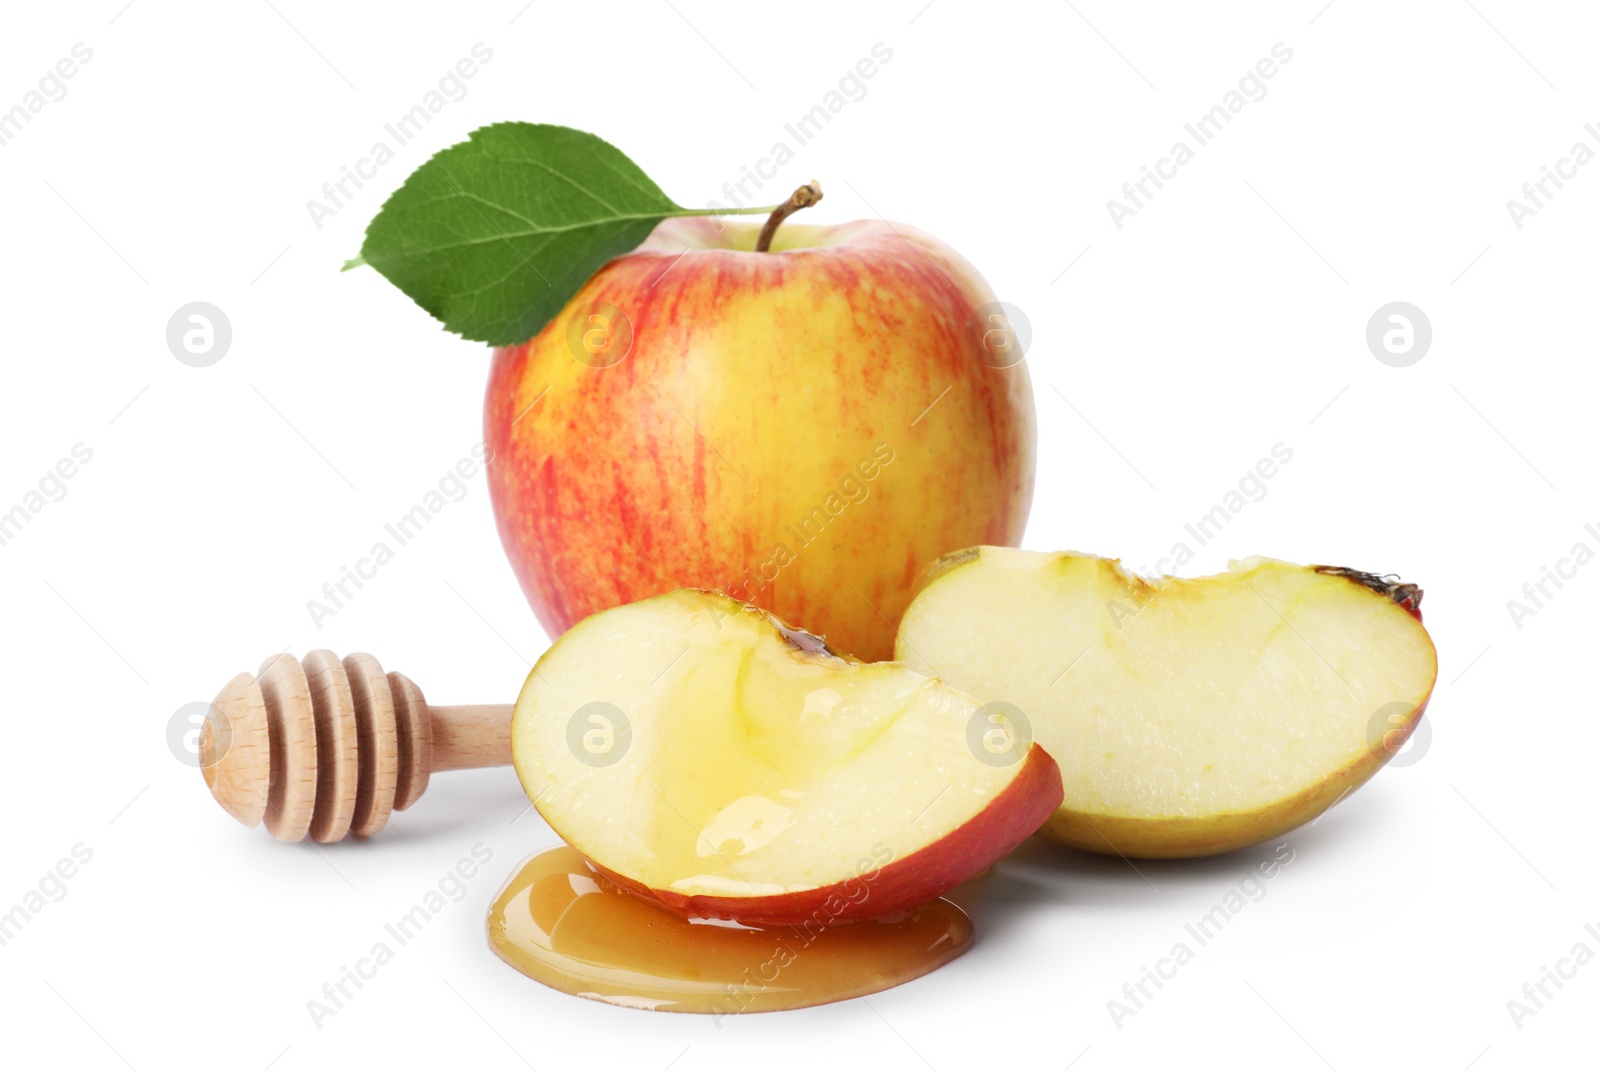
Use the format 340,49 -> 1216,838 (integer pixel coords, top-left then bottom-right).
511,589 -> 1062,925
896,548 -> 1438,859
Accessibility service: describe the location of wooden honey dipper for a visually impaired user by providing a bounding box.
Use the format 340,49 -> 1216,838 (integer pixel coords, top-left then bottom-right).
202,651 -> 513,842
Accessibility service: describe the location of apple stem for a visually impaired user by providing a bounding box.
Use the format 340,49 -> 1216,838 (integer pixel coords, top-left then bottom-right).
754,181 -> 823,252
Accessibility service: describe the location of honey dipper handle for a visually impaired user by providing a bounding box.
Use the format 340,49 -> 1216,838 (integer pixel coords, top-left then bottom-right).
430,704 -> 515,771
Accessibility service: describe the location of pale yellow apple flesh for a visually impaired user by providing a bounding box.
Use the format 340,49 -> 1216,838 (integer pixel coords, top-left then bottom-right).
895,548 -> 1438,858
511,589 -> 1062,924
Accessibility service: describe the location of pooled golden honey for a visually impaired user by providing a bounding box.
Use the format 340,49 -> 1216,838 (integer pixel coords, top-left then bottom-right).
487,846 -> 972,1014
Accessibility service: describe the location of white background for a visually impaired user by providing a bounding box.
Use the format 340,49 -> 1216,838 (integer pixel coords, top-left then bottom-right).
1,1 -> 1594,1068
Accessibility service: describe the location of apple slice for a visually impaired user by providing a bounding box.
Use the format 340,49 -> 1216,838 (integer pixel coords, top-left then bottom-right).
896,548 -> 1438,858
511,589 -> 1062,925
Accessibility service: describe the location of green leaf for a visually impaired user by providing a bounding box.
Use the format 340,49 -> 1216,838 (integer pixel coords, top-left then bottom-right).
352,123 -> 683,346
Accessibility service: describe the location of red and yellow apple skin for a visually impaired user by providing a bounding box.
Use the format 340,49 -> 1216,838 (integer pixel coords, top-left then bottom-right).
485,217 -> 1035,660
586,743 -> 1063,927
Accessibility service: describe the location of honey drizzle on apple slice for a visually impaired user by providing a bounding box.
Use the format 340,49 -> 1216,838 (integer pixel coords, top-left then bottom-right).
487,846 -> 972,1014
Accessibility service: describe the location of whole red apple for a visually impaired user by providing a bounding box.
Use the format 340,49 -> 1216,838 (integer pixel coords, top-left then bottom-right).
485,215 -> 1035,659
